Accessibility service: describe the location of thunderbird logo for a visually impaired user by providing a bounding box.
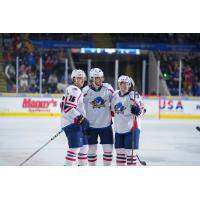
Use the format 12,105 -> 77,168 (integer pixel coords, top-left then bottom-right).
90,96 -> 106,109
114,102 -> 126,114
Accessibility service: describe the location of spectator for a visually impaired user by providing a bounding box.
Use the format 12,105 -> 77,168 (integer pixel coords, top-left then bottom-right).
12,35 -> 22,54
23,34 -> 34,52
158,52 -> 200,96
57,80 -> 67,93
25,52 -> 36,67
4,63 -> 16,92
3,51 -> 12,63
43,55 -> 55,77
19,71 -> 29,92
47,71 -> 58,93
57,50 -> 65,80
194,82 -> 200,96
183,65 -> 193,95
19,64 -> 26,74
29,71 -> 38,92
172,64 -> 180,85
2,34 -> 12,51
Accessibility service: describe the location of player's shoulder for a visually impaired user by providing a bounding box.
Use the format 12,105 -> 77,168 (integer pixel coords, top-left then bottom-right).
128,91 -> 136,101
112,90 -> 119,98
82,85 -> 90,92
66,85 -> 81,95
134,91 -> 142,99
103,83 -> 114,93
67,84 -> 80,91
129,90 -> 142,100
82,85 -> 90,96
103,83 -> 113,89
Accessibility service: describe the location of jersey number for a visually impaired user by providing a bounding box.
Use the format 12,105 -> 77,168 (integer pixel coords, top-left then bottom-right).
69,95 -> 76,102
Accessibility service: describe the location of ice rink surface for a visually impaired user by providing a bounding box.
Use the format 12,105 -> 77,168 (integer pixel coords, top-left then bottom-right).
0,116 -> 200,166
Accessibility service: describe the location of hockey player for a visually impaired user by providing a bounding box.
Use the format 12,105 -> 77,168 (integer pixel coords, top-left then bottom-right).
82,68 -> 114,166
111,75 -> 142,166
129,77 -> 146,164
60,69 -> 89,166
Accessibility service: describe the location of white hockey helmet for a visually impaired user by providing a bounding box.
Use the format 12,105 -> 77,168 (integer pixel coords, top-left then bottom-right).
129,77 -> 135,87
118,75 -> 131,86
71,69 -> 86,81
89,68 -> 104,79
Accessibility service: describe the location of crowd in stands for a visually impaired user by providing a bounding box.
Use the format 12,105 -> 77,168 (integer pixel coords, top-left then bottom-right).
1,33 -> 200,96
3,49 -> 69,94
1,33 -> 94,94
1,34 -> 92,49
158,53 -> 200,96
29,33 -> 92,42
2,34 -> 70,93
111,33 -> 200,45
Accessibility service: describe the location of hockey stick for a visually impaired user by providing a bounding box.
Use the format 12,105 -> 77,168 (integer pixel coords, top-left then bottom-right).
130,83 -> 147,166
19,130 -> 63,166
136,154 -> 147,166
130,82 -> 136,165
131,118 -> 147,166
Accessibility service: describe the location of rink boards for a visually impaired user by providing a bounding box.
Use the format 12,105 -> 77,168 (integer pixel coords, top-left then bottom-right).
0,94 -> 200,119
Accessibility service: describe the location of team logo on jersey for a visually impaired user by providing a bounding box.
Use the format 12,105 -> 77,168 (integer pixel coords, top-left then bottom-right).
114,102 -> 126,114
90,96 -> 106,109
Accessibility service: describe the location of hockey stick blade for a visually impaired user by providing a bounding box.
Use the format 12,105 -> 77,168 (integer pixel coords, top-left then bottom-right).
196,126 -> 200,132
140,161 -> 147,166
136,154 -> 147,166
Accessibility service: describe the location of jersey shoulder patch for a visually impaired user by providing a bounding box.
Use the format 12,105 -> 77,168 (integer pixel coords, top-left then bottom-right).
129,91 -> 142,103
129,91 -> 135,97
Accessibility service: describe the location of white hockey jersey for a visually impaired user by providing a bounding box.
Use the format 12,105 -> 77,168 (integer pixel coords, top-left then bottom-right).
111,90 -> 145,133
82,83 -> 114,128
60,85 -> 85,128
111,90 -> 134,134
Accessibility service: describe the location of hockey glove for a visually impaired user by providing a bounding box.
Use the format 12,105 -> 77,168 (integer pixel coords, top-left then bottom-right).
74,115 -> 90,134
131,104 -> 141,116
